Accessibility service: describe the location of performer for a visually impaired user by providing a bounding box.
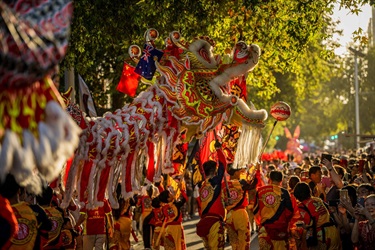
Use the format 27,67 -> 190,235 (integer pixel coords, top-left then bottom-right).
142,197 -> 164,250
225,165 -> 257,249
36,186 -> 65,249
293,182 -> 341,250
0,194 -> 18,249
253,170 -> 299,250
1,174 -> 52,250
158,188 -> 187,250
75,198 -> 113,250
196,144 -> 227,249
112,196 -> 137,250
136,184 -> 159,234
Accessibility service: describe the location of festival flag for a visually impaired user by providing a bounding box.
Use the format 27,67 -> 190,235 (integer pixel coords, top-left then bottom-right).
192,129 -> 218,186
172,142 -> 188,176
78,75 -> 97,117
196,130 -> 217,165
166,174 -> 184,200
220,124 -> 241,163
116,62 -> 140,97
134,44 -> 164,80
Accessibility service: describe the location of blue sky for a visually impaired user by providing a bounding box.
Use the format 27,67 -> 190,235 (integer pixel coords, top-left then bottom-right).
331,3 -> 372,55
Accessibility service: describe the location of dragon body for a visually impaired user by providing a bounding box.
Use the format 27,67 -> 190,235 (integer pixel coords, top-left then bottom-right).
62,35 -> 268,208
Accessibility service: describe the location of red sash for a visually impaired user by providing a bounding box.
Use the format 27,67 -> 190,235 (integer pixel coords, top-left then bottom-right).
196,213 -> 222,238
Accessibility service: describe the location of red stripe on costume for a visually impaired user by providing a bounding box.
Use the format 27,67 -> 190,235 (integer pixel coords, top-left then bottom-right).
80,160 -> 94,201
97,164 -> 111,201
64,157 -> 73,187
125,152 -> 135,193
146,141 -> 155,182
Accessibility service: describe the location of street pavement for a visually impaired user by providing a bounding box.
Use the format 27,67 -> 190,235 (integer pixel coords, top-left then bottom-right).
130,214 -> 259,249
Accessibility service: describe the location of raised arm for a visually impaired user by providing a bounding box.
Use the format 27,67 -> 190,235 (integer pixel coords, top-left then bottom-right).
351,218 -> 359,244
210,147 -> 226,185
322,159 -> 343,189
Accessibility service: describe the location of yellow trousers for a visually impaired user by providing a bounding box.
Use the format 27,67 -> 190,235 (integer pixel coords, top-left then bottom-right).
163,224 -> 186,250
258,226 -> 288,250
226,208 -> 251,250
117,216 -> 131,250
201,220 -> 225,250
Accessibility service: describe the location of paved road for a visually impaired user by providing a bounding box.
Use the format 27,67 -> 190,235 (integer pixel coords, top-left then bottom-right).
131,214 -> 259,249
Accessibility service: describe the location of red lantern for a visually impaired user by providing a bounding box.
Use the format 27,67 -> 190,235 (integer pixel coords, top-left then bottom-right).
270,101 -> 291,121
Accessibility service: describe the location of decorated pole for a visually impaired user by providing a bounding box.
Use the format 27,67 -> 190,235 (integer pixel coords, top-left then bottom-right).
258,101 -> 291,163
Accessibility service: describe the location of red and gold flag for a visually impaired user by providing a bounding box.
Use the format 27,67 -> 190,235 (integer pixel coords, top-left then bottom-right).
116,62 -> 140,97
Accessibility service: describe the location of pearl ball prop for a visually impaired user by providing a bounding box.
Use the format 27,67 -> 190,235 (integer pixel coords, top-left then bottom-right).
270,101 -> 291,121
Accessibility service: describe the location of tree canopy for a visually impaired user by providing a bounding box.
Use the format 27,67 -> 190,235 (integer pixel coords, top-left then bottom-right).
61,0 -> 374,151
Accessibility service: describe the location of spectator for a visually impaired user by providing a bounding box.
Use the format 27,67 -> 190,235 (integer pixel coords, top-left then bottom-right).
321,166 -> 332,193
294,167 -> 302,178
332,185 -> 357,250
307,166 -> 326,201
351,194 -> 375,249
357,183 -> 375,198
182,171 -> 194,221
301,156 -> 312,171
288,175 -> 301,194
323,158 -> 345,202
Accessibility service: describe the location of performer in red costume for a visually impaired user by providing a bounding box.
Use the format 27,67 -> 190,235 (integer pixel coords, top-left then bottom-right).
254,170 -> 299,250
196,143 -> 227,249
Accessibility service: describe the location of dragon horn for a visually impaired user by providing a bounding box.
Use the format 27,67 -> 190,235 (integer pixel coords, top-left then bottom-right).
170,31 -> 189,50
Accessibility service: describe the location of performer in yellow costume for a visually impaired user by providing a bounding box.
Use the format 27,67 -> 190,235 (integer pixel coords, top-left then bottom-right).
225,165 -> 257,250
159,189 -> 187,250
112,197 -> 136,250
196,148 -> 227,250
36,186 -> 64,249
293,182 -> 341,250
253,170 -> 299,250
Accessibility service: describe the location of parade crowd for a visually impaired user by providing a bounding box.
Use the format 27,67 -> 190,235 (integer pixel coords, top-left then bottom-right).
2,145 -> 375,250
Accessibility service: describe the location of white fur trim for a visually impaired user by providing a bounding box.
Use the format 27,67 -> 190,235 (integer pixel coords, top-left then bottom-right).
232,125 -> 263,169
0,100 -> 81,195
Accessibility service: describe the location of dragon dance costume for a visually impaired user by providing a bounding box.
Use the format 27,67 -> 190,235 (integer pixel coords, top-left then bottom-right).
254,183 -> 299,250
160,191 -> 187,250
224,175 -> 258,250
297,197 -> 341,249
196,150 -> 227,250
